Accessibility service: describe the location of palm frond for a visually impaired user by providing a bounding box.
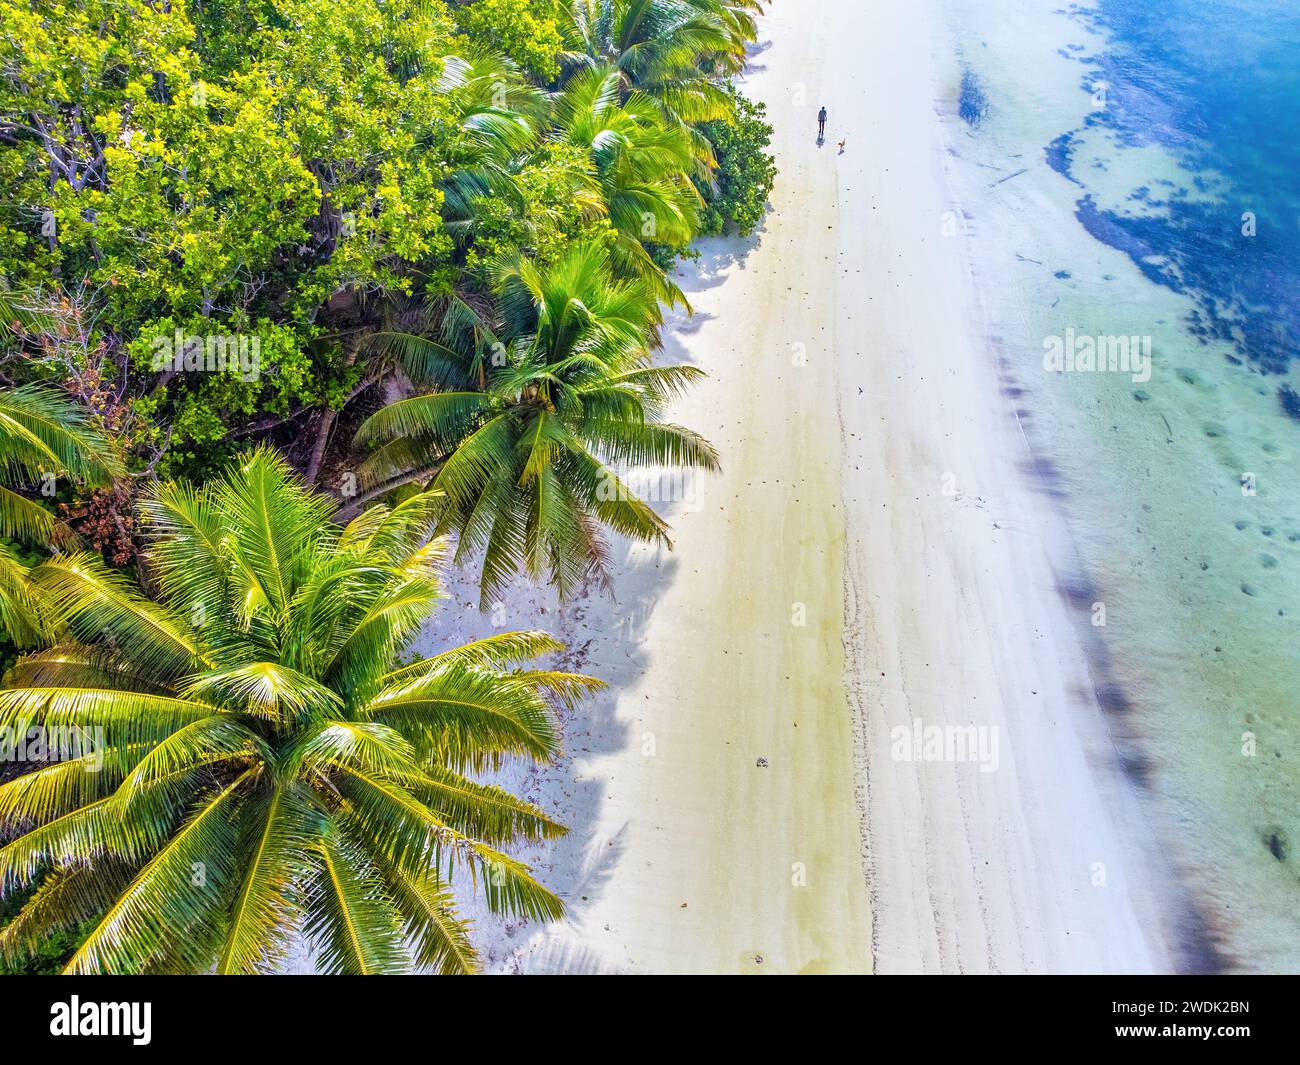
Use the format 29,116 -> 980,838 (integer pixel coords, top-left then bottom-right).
370,855 -> 478,975
0,484 -> 65,549
216,784 -> 322,975
212,448 -> 336,618
0,687 -> 215,748
385,630 -> 565,680
64,771 -> 256,974
0,538 -> 50,646
30,553 -> 203,681
401,764 -> 567,844
302,826 -> 409,975
0,859 -> 134,968
0,384 -> 122,487
362,664 -> 562,768
181,663 -> 344,723
359,332 -> 476,391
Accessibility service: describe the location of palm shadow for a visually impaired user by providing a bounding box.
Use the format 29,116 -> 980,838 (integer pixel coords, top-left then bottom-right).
437,542 -> 682,974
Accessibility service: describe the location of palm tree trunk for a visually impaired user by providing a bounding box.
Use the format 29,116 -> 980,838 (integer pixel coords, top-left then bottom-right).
302,408 -> 335,486
304,330 -> 366,485
334,464 -> 443,522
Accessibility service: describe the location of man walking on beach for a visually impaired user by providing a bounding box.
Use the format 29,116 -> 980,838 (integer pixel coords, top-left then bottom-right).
818,106 -> 828,141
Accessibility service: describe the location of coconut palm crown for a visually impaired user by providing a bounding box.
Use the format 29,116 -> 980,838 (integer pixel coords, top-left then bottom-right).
552,64 -> 702,302
560,0 -> 764,162
0,449 -> 597,974
354,242 -> 719,607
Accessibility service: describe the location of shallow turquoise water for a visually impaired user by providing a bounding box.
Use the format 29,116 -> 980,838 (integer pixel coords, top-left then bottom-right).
941,0 -> 1299,971
1079,0 -> 1300,377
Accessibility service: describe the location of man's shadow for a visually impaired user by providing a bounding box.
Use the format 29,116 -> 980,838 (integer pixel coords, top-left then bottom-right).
817,131 -> 825,147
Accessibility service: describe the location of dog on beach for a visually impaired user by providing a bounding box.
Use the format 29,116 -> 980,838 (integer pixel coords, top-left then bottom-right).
837,139 -> 847,153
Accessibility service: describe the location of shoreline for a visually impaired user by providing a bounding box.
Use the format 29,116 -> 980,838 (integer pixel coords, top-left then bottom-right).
828,0 -> 1179,972
440,0 -> 1195,975
933,0 -> 1298,972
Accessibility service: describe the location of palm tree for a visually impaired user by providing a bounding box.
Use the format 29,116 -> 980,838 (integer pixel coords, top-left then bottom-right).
558,0 -> 763,166
301,50 -> 608,488
0,383 -> 122,646
551,64 -> 702,303
302,52 -> 560,486
0,449 -> 597,974
436,51 -> 552,247
352,243 -> 718,607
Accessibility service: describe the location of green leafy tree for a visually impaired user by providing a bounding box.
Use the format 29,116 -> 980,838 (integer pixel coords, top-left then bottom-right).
352,243 -> 718,605
0,449 -> 596,973
459,140 -> 615,271
0,0 -> 465,475
696,86 -> 776,237
0,0 -> 772,492
453,0 -> 566,83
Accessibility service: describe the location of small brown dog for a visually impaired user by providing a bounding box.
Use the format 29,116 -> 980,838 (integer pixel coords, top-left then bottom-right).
837,139 -> 847,152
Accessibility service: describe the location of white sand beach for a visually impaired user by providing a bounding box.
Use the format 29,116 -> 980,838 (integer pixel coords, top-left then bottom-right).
419,0 -> 1189,975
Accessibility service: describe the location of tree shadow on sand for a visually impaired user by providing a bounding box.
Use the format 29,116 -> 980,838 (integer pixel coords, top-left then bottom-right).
679,229 -> 766,290
443,541 -> 685,973
409,230 -> 767,973
739,36 -> 773,74
655,228 -> 766,368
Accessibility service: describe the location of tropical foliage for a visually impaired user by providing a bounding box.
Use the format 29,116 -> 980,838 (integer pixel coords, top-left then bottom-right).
455,0 -> 566,83
354,243 -> 719,605
0,450 -> 598,973
0,383 -> 122,649
559,0 -> 762,167
697,85 -> 778,237
0,0 -> 770,485
0,0 -> 774,973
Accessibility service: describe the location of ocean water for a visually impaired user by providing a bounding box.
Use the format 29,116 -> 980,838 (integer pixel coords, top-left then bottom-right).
936,0 -> 1299,971
1070,0 -> 1300,377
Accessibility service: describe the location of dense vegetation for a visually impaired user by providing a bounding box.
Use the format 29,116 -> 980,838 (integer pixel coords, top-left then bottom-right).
0,0 -> 773,972
0,0 -> 772,494
1,451 -> 597,973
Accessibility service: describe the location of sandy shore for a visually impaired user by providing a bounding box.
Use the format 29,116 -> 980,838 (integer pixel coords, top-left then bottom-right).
417,0 -> 1188,975
831,0 -> 1182,972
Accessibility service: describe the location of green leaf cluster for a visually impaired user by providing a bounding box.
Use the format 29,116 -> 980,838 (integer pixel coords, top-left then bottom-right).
697,84 -> 777,237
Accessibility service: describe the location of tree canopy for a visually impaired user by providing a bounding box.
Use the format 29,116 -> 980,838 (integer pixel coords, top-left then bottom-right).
0,449 -> 599,973
0,0 -> 776,972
